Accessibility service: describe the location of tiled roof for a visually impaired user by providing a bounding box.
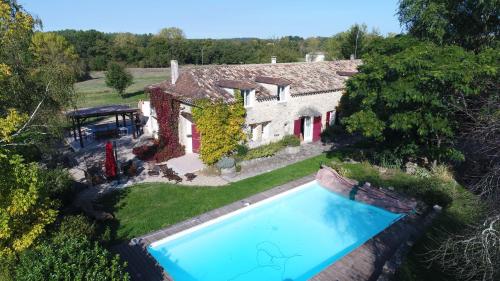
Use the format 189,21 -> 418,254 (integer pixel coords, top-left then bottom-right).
147,60 -> 361,103
216,79 -> 258,90
254,76 -> 292,86
336,71 -> 358,77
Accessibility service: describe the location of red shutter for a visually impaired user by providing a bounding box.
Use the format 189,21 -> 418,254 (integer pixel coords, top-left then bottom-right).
191,124 -> 201,153
293,119 -> 301,137
312,116 -> 321,142
326,111 -> 331,127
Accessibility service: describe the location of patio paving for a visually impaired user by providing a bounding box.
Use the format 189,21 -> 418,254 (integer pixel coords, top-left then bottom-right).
165,153 -> 205,175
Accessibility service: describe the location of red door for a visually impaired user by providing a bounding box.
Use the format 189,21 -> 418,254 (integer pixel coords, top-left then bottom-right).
312,116 -> 321,142
293,119 -> 302,138
191,124 -> 201,153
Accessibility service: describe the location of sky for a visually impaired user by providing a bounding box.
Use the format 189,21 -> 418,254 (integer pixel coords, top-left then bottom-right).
19,0 -> 402,39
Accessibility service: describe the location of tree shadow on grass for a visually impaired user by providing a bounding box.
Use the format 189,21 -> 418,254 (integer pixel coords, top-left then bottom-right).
121,90 -> 145,99
95,187 -> 131,245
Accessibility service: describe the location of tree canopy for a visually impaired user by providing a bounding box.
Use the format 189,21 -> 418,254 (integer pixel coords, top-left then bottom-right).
340,36 -> 498,164
398,0 -> 500,51
51,25 -> 388,72
105,62 -> 133,96
31,32 -> 82,78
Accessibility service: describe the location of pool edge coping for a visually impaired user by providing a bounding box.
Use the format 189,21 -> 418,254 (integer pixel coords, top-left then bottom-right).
117,173 -> 430,281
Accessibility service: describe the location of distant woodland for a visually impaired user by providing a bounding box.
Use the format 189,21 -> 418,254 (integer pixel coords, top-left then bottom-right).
53,25 -> 384,72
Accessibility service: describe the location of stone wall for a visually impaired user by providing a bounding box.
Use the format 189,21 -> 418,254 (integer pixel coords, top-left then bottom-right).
245,90 -> 343,147
141,90 -> 343,151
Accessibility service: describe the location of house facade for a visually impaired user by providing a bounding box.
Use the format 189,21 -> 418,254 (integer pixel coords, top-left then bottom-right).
140,58 -> 360,154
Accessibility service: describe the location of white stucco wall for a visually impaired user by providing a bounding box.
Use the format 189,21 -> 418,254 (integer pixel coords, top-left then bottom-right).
138,100 -> 159,137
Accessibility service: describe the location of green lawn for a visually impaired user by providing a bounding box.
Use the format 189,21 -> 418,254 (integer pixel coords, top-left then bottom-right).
102,153 -> 332,240
101,151 -> 482,281
75,68 -> 169,108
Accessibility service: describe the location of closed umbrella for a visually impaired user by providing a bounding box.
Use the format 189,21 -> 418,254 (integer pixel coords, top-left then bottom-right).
105,141 -> 117,179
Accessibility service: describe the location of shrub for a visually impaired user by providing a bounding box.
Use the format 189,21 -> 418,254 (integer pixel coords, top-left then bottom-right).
39,168 -> 75,207
431,165 -> 455,182
242,142 -> 283,160
235,144 -> 249,157
132,141 -> 158,161
192,91 -> 246,165
372,150 -> 403,170
57,215 -> 95,239
15,216 -> 129,281
280,135 -> 300,147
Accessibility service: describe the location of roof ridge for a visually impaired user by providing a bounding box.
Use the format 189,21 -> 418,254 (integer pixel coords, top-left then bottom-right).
182,59 -> 361,70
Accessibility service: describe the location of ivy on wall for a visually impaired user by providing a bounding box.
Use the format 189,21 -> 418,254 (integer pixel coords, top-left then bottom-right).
192,90 -> 246,165
150,88 -> 184,162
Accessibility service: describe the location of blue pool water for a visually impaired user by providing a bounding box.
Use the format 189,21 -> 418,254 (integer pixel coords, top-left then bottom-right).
148,181 -> 403,281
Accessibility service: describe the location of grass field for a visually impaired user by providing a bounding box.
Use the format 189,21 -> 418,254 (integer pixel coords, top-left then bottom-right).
74,68 -> 170,108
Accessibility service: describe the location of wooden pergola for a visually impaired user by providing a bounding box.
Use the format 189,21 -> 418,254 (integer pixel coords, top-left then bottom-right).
66,105 -> 139,148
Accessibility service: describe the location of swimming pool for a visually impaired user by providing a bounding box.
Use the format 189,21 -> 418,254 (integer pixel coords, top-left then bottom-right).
148,181 -> 403,281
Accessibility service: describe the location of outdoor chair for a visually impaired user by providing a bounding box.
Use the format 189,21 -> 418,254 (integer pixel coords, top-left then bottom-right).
118,126 -> 128,136
185,173 -> 197,182
159,165 -> 183,183
147,163 -> 160,176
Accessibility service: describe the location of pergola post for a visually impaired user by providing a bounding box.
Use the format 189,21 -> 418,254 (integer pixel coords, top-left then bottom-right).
115,114 -> 119,135
71,117 -> 77,141
121,114 -> 126,127
130,113 -> 136,138
77,117 -> 84,148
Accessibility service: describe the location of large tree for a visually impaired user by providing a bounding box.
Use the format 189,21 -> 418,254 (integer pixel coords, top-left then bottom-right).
105,62 -> 133,97
398,0 -> 500,51
1,1 -> 76,151
0,109 -> 58,273
30,32 -> 82,79
325,24 -> 382,59
339,36 -> 498,165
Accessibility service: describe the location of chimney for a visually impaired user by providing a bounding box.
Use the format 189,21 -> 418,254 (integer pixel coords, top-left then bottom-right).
171,60 -> 179,84
271,56 -> 277,64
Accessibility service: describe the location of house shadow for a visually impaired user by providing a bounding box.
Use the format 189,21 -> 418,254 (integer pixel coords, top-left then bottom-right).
112,240 -> 171,281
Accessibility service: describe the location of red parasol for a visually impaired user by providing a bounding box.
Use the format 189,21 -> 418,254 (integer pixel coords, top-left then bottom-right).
105,141 -> 117,179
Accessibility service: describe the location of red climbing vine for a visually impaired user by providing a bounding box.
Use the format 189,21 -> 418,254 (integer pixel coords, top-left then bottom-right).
149,88 -> 185,162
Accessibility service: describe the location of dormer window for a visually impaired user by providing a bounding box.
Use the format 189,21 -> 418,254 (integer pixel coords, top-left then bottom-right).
277,86 -> 286,102
242,89 -> 252,107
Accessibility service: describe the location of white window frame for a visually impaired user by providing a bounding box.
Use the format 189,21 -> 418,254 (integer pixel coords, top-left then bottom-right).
329,110 -> 336,126
303,116 -> 313,142
261,122 -> 270,140
251,124 -> 259,141
277,86 -> 286,102
242,89 -> 252,107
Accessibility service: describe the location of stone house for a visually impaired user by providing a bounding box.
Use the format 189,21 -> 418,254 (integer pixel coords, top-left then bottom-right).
139,58 -> 360,154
